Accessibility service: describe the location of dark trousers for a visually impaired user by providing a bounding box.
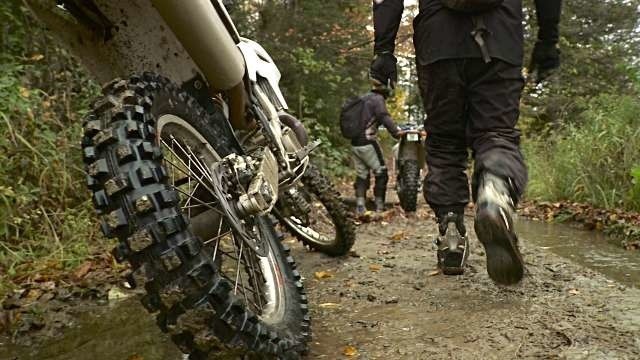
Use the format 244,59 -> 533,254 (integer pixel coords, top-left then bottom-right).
417,58 -> 527,215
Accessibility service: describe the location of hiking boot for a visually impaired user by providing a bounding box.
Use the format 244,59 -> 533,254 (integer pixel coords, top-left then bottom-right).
356,197 -> 366,215
375,196 -> 385,213
474,173 -> 525,285
435,212 -> 469,275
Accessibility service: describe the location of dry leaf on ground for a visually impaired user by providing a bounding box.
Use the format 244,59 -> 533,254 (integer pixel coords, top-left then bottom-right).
314,271 -> 334,280
73,262 -> 92,280
369,264 -> 382,272
319,303 -> 341,309
390,231 -> 406,241
427,270 -> 440,277
343,345 -> 359,356
108,287 -> 131,301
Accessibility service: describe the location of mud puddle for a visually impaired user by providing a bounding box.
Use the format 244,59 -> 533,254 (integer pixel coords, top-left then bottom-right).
0,297 -> 182,360
2,215 -> 639,359
515,218 -> 640,288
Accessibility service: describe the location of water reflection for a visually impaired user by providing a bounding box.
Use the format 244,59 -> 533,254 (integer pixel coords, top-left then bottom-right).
516,218 -> 640,288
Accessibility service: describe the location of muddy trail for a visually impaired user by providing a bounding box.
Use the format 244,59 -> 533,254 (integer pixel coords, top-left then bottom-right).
2,208 -> 640,359
303,211 -> 640,359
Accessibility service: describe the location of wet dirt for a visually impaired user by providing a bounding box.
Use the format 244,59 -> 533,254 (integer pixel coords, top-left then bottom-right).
2,210 -> 640,359
302,211 -> 640,359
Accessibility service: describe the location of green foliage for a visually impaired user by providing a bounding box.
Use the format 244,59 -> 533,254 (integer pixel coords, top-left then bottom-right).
525,95 -> 640,211
522,0 -> 640,130
0,2 -> 101,290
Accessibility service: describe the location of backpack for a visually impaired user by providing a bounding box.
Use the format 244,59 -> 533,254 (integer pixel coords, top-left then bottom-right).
441,0 -> 504,13
339,94 -> 373,140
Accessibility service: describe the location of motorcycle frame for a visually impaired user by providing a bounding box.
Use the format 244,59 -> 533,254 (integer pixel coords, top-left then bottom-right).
24,0 -> 307,201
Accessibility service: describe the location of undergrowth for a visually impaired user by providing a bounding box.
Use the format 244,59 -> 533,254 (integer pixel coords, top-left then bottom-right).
0,3 -> 102,297
524,94 -> 640,212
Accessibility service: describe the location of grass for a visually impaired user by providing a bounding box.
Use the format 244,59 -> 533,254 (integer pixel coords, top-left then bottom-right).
0,52 -> 102,297
524,94 -> 640,212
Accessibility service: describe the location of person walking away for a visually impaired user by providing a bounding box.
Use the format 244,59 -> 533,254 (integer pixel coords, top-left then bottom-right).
349,80 -> 403,214
370,0 -> 561,284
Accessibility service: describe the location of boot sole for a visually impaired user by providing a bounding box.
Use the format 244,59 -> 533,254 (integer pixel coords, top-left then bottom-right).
474,206 -> 524,285
440,250 -> 466,275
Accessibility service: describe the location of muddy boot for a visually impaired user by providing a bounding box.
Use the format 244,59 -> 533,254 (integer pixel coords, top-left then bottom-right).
474,173 -> 524,285
374,169 -> 388,213
435,212 -> 469,275
375,196 -> 385,213
354,176 -> 369,214
356,197 -> 366,215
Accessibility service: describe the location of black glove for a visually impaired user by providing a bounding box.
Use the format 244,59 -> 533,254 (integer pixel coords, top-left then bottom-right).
530,41 -> 560,83
370,52 -> 398,89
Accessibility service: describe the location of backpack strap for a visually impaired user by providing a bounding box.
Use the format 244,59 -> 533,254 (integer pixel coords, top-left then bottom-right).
471,15 -> 492,63
362,93 -> 377,128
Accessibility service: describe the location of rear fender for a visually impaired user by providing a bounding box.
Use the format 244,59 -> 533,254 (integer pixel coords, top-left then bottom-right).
399,140 -> 426,169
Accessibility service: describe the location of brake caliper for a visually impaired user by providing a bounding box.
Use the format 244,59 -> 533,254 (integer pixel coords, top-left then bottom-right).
210,149 -> 279,256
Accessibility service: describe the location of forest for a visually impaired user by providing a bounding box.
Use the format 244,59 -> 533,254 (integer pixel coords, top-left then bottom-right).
0,2 -> 639,356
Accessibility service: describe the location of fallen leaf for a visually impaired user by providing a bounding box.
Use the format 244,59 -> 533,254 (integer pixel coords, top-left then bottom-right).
40,281 -> 56,291
73,262 -> 92,280
29,54 -> 44,61
108,287 -> 131,301
369,264 -> 382,272
427,270 -> 440,277
343,345 -> 358,357
23,288 -> 43,302
390,231 -> 406,241
568,289 -> 580,295
314,271 -> 333,280
319,303 -> 340,309
19,87 -> 30,98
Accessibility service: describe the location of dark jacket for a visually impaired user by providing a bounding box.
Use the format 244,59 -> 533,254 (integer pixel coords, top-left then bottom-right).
351,92 -> 401,147
373,0 -> 561,66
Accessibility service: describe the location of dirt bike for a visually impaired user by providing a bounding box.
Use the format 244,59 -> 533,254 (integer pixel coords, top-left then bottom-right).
24,0 -> 354,358
392,123 -> 426,212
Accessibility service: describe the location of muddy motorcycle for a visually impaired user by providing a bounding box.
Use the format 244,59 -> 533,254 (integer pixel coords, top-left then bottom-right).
392,123 -> 426,212
25,0 -> 354,358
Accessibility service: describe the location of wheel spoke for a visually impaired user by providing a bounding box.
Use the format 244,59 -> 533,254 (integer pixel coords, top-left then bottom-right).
183,182 -> 201,209
246,250 -> 265,310
187,152 -> 192,219
211,218 -> 225,261
173,187 -> 224,217
163,137 -> 213,183
204,230 -> 233,246
159,133 -> 271,316
161,149 -> 218,199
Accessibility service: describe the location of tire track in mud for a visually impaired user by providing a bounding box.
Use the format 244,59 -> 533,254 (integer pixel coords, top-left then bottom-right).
292,208 -> 640,359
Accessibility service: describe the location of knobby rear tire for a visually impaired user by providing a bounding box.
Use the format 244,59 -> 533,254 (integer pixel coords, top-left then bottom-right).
282,164 -> 356,256
81,72 -> 310,359
398,160 -> 420,212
